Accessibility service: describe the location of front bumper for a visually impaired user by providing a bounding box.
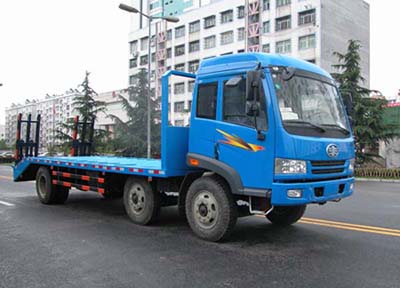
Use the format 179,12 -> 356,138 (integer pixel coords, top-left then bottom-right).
271,177 -> 354,205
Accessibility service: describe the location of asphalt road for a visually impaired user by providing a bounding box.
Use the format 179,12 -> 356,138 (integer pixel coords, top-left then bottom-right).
0,164 -> 399,288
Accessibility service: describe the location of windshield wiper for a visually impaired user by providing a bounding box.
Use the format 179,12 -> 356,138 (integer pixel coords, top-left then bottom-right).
283,120 -> 326,133
321,124 -> 350,135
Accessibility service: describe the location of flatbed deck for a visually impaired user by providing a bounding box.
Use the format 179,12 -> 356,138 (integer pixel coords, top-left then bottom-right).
14,156 -> 172,181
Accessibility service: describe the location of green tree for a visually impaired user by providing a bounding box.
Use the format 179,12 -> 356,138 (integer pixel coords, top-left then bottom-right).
0,139 -> 9,150
109,69 -> 160,157
332,40 -> 398,164
55,71 -> 108,153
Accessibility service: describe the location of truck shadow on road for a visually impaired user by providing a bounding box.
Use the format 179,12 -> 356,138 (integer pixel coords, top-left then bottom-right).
56,192 -> 333,246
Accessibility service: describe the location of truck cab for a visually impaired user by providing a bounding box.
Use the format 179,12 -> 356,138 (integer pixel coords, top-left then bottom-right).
183,53 -> 354,238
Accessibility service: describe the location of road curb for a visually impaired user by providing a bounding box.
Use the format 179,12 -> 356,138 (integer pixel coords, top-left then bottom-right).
356,178 -> 400,183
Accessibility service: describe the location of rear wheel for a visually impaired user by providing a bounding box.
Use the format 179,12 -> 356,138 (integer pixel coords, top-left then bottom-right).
185,176 -> 237,242
266,205 -> 306,226
36,167 -> 69,204
123,177 -> 160,225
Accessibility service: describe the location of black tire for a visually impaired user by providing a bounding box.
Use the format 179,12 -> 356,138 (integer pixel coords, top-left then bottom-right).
123,177 -> 160,225
266,205 -> 306,226
185,175 -> 237,242
53,186 -> 69,204
36,167 -> 69,204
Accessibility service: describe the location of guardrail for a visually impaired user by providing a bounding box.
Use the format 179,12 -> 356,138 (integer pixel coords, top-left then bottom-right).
355,168 -> 400,179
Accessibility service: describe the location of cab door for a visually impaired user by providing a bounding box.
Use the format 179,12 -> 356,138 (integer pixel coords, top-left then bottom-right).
189,79 -> 219,159
214,75 -> 275,189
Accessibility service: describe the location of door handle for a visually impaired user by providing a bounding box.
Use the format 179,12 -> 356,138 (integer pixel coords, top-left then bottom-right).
214,142 -> 219,160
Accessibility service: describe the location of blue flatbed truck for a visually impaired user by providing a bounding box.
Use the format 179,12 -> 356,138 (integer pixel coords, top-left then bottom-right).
13,53 -> 355,241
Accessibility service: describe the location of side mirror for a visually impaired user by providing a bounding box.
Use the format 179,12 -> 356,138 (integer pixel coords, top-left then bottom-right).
246,102 -> 260,117
342,92 -> 354,117
246,70 -> 261,101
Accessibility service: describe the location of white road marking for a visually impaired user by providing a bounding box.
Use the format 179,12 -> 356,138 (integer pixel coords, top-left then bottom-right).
0,200 -> 15,207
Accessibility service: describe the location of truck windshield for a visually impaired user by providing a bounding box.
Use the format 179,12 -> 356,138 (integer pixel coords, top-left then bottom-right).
271,68 -> 350,138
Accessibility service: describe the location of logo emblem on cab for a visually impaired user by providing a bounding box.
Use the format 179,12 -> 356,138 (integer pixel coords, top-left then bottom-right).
326,144 -> 339,158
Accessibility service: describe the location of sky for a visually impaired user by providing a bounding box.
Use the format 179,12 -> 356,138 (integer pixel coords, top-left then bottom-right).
0,0 -> 399,125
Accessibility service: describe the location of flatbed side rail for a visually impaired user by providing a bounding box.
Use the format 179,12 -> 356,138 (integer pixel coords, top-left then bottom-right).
161,70 -> 196,172
15,113 -> 41,164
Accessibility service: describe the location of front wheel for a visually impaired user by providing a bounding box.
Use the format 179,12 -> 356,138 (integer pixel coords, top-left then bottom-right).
185,176 -> 237,242
266,205 -> 306,226
123,177 -> 160,225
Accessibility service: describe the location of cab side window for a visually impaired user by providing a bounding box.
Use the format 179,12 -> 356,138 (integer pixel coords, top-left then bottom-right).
223,77 -> 268,130
196,82 -> 218,119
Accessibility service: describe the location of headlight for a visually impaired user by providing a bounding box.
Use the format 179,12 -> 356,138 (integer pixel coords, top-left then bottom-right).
349,158 -> 355,173
275,158 -> 307,174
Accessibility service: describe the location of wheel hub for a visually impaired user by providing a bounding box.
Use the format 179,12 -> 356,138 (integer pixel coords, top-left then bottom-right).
193,191 -> 219,229
128,184 -> 145,215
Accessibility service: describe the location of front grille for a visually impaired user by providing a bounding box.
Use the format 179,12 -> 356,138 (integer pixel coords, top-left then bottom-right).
311,160 -> 346,175
312,168 -> 345,175
311,160 -> 345,167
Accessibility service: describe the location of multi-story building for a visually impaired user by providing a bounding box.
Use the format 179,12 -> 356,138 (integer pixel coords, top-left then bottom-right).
0,124 -> 5,141
128,0 -> 370,126
5,100 -> 38,148
4,90 -> 130,150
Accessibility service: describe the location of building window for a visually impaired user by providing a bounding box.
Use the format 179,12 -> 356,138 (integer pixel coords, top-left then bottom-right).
140,37 -> 148,50
129,58 -> 137,68
175,120 -> 184,127
140,55 -> 148,65
263,0 -> 270,10
151,52 -> 156,63
299,34 -> 316,50
188,80 -> 195,92
220,31 -> 233,45
262,43 -> 270,53
167,29 -> 172,40
175,25 -> 185,38
129,40 -> 138,54
188,100 -> 192,111
188,60 -> 200,73
149,1 -> 160,10
204,35 -> 216,49
175,63 -> 185,71
204,15 -> 216,29
174,101 -> 185,112
221,10 -> 233,24
276,0 -> 291,7
174,83 -> 185,95
276,15 -> 291,31
189,20 -> 200,33
129,75 -> 135,85
175,44 -> 185,56
237,6 -> 245,19
263,21 -> 270,33
189,40 -> 200,53
238,27 -> 245,41
276,39 -> 291,54
299,9 -> 316,26
166,48 -> 172,58
197,82 -> 217,119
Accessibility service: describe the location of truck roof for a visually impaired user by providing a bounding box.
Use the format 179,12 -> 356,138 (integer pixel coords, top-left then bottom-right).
197,53 -> 332,79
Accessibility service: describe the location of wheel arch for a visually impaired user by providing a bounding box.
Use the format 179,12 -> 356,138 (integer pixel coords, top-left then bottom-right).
186,153 -> 244,195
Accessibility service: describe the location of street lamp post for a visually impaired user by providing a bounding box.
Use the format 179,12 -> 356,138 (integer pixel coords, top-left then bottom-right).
119,3 -> 179,158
